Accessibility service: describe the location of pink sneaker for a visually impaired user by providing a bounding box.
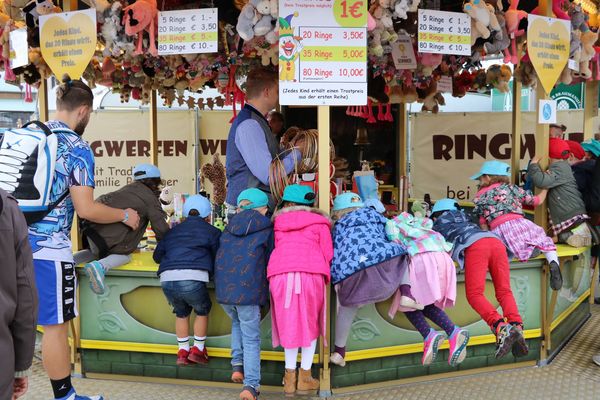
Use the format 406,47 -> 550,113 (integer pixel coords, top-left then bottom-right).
422,329 -> 446,366
448,327 -> 470,367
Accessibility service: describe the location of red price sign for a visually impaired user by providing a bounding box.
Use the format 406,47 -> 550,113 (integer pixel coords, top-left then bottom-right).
342,30 -> 364,40
333,0 -> 367,27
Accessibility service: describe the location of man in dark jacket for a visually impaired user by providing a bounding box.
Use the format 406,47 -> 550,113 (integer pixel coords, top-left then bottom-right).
431,199 -> 528,360
0,188 -> 38,400
75,164 -> 170,295
154,194 -> 220,367
215,188 -> 273,400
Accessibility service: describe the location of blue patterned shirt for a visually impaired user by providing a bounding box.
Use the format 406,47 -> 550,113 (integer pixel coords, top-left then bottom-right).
28,120 -> 95,261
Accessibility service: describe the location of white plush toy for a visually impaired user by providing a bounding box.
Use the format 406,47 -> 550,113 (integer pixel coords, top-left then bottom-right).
160,186 -> 175,216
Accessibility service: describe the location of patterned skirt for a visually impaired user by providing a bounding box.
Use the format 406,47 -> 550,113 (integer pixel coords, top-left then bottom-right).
492,218 -> 556,262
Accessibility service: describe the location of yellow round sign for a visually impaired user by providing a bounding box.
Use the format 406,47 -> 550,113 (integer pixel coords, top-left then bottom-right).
333,0 -> 367,28
39,10 -> 97,80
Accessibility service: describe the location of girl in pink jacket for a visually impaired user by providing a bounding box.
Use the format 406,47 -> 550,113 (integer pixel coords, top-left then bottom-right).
267,184 -> 333,397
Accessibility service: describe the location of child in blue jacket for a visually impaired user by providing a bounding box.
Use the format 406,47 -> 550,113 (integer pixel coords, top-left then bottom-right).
214,189 -> 273,400
154,195 -> 221,366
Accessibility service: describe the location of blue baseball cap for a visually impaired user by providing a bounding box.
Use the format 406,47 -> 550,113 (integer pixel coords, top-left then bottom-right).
133,163 -> 161,180
470,160 -> 510,180
237,188 -> 269,209
333,192 -> 364,211
282,184 -> 316,205
364,198 -> 385,213
183,195 -> 212,218
431,198 -> 459,214
581,139 -> 600,157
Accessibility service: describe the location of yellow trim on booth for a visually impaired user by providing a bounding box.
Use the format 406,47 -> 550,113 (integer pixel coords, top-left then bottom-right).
550,289 -> 590,332
79,339 -> 318,362
343,329 -> 542,362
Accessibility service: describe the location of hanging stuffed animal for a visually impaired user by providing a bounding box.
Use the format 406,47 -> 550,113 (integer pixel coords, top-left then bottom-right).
101,0 -> 135,57
417,81 -> 445,113
463,0 -> 500,41
122,0 -> 158,56
486,64 -> 512,92
255,43 -> 278,66
483,11 -> 511,63
22,0 -> 61,46
200,154 -> 227,206
504,0 -> 528,64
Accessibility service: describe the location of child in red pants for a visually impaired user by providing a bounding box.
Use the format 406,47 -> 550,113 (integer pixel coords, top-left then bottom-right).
431,199 -> 528,359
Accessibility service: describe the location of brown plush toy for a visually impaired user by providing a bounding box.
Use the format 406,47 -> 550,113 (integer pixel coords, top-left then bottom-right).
486,64 -> 512,93
200,154 -> 227,206
417,81 -> 445,113
514,60 -> 538,88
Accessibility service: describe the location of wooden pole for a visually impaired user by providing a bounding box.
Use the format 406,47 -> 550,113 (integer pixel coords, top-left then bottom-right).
149,90 -> 159,165
317,105 -> 331,396
584,80 -> 598,141
534,0 -> 552,230
38,78 -> 49,122
398,103 -> 408,211
511,81 -> 522,185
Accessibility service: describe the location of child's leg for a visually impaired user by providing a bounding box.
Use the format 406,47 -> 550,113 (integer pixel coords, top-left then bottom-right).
188,281 -> 211,364
421,305 -> 455,337
175,316 -> 191,348
284,347 -> 299,370
334,303 -> 359,357
237,305 -> 262,392
221,305 -> 244,379
73,249 -> 95,265
542,250 -> 562,291
404,310 -> 445,365
488,241 -> 522,325
464,242 -> 505,331
193,316 -> 208,350
404,310 -> 431,339
300,339 -> 317,371
98,254 -> 132,271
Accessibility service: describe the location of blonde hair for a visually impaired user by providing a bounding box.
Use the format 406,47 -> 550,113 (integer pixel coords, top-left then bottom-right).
479,174 -> 510,188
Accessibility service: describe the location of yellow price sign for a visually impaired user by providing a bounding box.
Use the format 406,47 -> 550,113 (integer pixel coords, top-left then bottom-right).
333,0 -> 367,27
39,9 -> 97,80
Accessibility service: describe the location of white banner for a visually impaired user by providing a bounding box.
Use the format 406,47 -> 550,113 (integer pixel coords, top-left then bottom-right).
409,110 -> 594,202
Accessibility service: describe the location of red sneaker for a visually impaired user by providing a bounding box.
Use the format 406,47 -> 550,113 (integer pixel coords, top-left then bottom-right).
176,349 -> 190,365
188,346 -> 209,364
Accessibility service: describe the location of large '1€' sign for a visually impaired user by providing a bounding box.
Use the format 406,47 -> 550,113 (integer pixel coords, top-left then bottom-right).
279,0 -> 367,106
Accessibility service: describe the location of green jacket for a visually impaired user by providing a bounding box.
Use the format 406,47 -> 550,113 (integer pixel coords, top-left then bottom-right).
527,160 -> 587,226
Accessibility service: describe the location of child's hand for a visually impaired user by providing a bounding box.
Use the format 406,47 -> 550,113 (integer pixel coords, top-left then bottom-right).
531,155 -> 543,164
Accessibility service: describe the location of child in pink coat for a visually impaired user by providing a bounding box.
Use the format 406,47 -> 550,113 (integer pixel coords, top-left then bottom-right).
267,185 -> 333,397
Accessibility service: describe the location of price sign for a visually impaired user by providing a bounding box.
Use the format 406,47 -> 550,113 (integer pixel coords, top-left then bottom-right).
279,0 -> 367,105
417,9 -> 471,56
158,8 -> 218,55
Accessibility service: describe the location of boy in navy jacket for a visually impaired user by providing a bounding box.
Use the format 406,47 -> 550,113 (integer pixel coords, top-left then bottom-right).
214,188 -> 274,400
154,195 -> 220,366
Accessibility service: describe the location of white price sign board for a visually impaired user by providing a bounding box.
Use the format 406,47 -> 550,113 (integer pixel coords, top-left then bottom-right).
279,0 -> 367,106
158,8 -> 218,55
417,9 -> 471,55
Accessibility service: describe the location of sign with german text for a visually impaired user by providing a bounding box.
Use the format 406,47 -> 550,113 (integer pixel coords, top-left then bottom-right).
158,8 -> 218,55
279,0 -> 367,105
417,9 -> 471,56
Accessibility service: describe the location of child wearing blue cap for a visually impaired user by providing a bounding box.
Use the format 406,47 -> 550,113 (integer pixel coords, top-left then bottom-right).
214,188 -> 273,400
75,163 -> 170,295
471,161 -> 561,290
267,184 -> 333,396
329,192 -> 417,368
431,199 -> 528,359
386,208 -> 469,367
153,194 -> 221,367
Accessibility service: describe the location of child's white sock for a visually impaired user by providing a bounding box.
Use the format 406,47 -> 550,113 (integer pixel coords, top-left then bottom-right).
544,251 -> 559,265
177,336 -> 190,351
194,335 -> 206,351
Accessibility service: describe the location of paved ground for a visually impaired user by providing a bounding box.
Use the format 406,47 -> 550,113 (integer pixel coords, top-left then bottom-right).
24,305 -> 600,399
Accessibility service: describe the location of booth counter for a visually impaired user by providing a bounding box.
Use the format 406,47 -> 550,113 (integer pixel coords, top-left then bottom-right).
75,245 -> 594,390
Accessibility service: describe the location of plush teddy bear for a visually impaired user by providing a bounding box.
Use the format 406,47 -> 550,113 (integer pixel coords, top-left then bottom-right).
569,3 -> 590,33
22,0 -> 61,46
452,70 -> 475,98
486,64 -> 512,93
418,52 -> 442,77
514,60 -> 537,88
483,12 -> 511,63
159,186 -> 175,216
255,43 -> 278,66
388,83 -> 418,103
101,1 -> 135,57
236,1 -> 258,41
392,0 -> 419,19
417,81 -> 445,113
463,0 -> 500,41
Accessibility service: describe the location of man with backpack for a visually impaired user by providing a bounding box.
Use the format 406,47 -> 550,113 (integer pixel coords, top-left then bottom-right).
1,76 -> 140,400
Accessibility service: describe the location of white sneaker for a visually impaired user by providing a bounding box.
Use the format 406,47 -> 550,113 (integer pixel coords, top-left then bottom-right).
593,354 -> 600,367
399,296 -> 425,310
330,352 -> 346,367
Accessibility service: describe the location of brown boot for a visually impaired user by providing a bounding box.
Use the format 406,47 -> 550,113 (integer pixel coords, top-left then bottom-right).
296,368 -> 319,395
283,368 -> 297,397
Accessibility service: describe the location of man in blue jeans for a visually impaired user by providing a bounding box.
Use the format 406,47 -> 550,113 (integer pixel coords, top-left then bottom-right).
215,189 -> 274,400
